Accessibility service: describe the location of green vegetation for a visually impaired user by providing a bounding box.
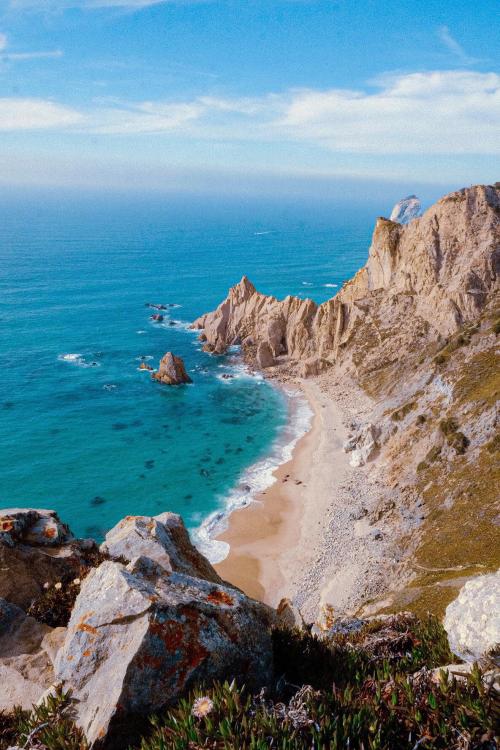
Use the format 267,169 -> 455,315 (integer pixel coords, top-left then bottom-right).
454,350 -> 500,407
439,418 -> 469,454
433,324 -> 478,367
2,617 -> 497,750
391,401 -> 416,422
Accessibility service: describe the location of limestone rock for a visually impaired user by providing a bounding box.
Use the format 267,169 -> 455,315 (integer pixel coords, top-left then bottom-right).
0,599 -> 60,711
344,423 -> 380,467
101,513 -> 223,584
152,352 -> 192,385
0,541 -> 83,611
0,598 -> 51,657
192,185 -> 499,380
444,572 -> 500,662
389,195 -> 422,224
298,356 -> 330,378
55,556 -> 275,748
256,341 -> 275,369
0,508 -> 72,547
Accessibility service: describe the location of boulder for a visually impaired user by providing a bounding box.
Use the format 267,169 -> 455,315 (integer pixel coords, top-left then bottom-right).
298,356 -> 330,378
55,556 -> 275,748
256,341 -> 275,369
343,423 -> 380,467
0,508 -> 72,547
0,599 -> 63,711
444,572 -> 500,662
152,352 -> 192,385
100,513 -> 223,584
0,540 -> 83,611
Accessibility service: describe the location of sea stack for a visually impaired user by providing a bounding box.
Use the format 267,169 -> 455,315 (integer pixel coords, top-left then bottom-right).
152,352 -> 192,385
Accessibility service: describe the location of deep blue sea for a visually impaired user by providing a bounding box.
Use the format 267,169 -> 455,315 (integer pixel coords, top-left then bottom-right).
0,190 -> 373,560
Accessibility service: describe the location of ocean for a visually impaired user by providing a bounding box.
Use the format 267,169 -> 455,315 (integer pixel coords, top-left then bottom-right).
0,190 -> 373,561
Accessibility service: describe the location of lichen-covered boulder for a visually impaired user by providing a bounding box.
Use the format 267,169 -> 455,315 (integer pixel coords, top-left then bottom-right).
444,572 -> 500,662
0,508 -> 72,547
55,556 -> 275,748
152,352 -> 192,385
100,513 -> 223,584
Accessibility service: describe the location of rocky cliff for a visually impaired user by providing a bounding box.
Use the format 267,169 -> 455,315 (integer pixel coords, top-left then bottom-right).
193,184 -> 499,389
193,183 -> 500,620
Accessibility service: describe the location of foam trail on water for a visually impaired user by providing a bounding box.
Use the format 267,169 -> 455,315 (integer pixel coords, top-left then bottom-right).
192,385 -> 313,564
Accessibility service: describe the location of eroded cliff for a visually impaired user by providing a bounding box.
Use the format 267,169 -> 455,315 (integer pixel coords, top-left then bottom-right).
193,184 -> 499,390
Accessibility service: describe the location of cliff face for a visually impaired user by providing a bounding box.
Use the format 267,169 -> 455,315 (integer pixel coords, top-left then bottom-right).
193,184 -> 499,389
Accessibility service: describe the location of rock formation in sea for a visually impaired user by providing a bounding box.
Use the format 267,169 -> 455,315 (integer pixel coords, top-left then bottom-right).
152,352 -> 192,385
389,194 -> 422,224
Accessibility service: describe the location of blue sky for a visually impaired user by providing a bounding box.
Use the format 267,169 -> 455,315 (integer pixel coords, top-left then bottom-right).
0,0 -> 499,196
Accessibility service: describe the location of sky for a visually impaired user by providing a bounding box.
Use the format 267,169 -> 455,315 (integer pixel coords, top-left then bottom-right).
0,0 -> 499,198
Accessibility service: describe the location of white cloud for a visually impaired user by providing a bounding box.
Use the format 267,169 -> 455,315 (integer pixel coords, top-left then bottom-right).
1,71 -> 499,157
0,98 -> 82,129
437,26 -> 479,66
278,71 -> 500,154
2,50 -> 63,60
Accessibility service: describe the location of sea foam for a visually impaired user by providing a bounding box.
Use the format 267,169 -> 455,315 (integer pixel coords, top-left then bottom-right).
192,384 -> 313,564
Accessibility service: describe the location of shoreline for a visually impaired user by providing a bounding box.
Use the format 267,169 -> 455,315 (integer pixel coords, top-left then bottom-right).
214,380 -> 322,605
214,373 -> 400,622
214,378 -> 358,617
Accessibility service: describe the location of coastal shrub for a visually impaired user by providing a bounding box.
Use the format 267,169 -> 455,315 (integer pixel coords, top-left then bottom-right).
439,419 -> 469,454
390,401 -> 416,422
486,434 -> 500,453
416,414 -> 427,425
0,687 -> 87,750
425,445 -> 442,464
136,666 -> 497,750
492,318 -> 500,335
3,617 -> 496,750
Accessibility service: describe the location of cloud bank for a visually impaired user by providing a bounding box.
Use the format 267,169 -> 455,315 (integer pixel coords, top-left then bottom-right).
0,70 -> 499,155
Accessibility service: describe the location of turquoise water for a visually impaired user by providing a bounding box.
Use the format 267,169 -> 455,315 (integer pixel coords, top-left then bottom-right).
0,191 -> 372,558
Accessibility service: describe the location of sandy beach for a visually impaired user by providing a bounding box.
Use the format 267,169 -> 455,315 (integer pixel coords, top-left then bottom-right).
215,375 -> 396,622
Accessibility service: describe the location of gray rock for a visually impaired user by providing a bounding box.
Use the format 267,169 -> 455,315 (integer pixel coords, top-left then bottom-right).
256,341 -> 275,369
0,542 -> 82,611
276,597 -> 306,630
389,195 -> 422,224
101,513 -> 223,584
55,556 -> 275,748
0,508 -> 72,547
0,599 -> 59,711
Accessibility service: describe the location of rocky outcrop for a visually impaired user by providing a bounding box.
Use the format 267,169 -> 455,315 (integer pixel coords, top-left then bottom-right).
389,195 -> 422,224
55,555 -> 275,748
343,423 -> 380,467
0,598 -> 63,710
192,185 -> 500,383
256,340 -> 275,368
100,513 -> 223,584
444,572 -> 500,662
0,508 -> 87,611
152,352 -> 192,385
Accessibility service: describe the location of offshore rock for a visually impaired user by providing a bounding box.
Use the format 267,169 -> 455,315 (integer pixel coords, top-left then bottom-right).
101,513 -> 223,584
389,195 -> 422,224
55,556 -> 275,748
152,352 -> 192,385
444,572 -> 500,662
